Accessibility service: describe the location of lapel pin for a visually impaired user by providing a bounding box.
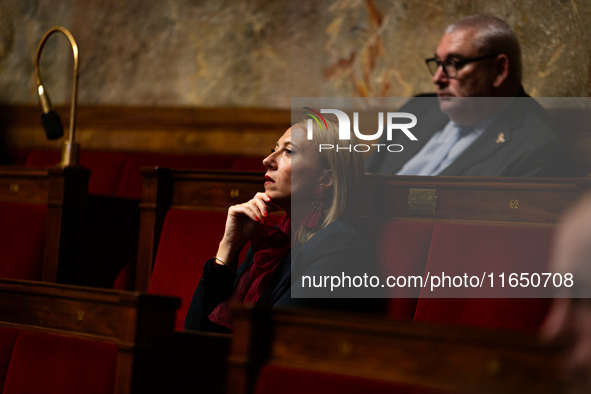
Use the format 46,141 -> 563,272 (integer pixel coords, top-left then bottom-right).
496,132 -> 505,144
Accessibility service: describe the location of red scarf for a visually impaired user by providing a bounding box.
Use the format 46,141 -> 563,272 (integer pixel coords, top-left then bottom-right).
208,214 -> 291,329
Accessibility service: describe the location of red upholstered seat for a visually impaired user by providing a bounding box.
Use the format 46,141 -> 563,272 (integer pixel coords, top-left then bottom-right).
24,149 -> 61,167
253,365 -> 447,394
357,219 -> 434,320
26,150 -> 128,196
230,156 -> 266,171
115,153 -> 234,199
147,210 -> 230,331
414,224 -> 554,331
0,327 -> 19,391
3,330 -> 117,394
5,149 -> 30,165
0,202 -> 47,281
148,210 -> 282,331
112,258 -> 136,290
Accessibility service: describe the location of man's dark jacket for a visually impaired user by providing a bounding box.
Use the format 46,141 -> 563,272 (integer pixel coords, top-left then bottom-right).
365,90 -> 575,177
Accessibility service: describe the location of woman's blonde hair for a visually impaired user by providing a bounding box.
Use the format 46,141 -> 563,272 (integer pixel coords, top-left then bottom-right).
296,117 -> 364,243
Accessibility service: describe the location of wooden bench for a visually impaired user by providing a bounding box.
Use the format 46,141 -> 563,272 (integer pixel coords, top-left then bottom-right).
228,306 -> 564,394
0,278 -> 179,394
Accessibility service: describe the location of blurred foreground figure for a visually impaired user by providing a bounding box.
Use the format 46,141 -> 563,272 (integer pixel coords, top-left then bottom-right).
542,193 -> 591,393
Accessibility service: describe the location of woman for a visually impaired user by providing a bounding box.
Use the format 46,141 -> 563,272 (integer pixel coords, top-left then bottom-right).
185,118 -> 381,332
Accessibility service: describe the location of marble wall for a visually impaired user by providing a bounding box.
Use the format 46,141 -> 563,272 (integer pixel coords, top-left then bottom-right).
1,0 -> 589,108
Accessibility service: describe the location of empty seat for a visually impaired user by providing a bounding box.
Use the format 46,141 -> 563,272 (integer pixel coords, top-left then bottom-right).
414,223 -> 554,331
357,219 -> 434,320
0,202 -> 47,281
3,330 -> 118,394
0,327 -> 19,391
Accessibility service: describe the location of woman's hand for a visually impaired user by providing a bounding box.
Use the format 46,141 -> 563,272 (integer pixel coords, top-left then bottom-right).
215,193 -> 278,266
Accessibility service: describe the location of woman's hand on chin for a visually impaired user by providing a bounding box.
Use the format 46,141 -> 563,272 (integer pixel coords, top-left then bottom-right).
216,193 -> 278,265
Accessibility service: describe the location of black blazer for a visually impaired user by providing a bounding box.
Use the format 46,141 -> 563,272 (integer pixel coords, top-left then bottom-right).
365,89 -> 575,177
184,219 -> 385,332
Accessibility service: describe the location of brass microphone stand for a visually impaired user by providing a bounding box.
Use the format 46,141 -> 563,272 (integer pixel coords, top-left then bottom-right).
34,26 -> 80,167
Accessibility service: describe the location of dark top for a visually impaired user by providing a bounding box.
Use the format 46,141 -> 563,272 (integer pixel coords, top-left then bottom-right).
365,89 -> 576,177
185,219 -> 385,332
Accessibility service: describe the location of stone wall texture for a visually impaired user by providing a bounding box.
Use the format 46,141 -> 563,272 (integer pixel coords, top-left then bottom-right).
1,0 -> 590,108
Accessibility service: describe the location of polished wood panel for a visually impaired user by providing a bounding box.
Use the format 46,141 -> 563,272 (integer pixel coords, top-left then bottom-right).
229,306 -> 563,394
362,174 -> 590,226
0,105 -> 290,156
1,105 -> 589,175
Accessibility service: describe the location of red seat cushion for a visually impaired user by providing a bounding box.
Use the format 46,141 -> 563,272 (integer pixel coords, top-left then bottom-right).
414,224 -> 554,331
115,153 -> 234,199
0,327 -> 20,391
111,258 -> 136,291
3,331 -> 117,394
357,219 -> 434,320
0,202 -> 47,281
254,365 -> 447,394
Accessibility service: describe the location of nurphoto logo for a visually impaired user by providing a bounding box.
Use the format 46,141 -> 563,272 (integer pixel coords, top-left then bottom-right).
302,107 -> 418,153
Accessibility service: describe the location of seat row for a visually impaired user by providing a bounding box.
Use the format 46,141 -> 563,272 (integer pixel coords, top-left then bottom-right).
0,167 -> 587,393
0,278 -> 563,394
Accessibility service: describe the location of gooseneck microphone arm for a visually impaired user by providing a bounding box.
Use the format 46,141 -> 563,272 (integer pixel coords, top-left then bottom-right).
34,26 -> 79,166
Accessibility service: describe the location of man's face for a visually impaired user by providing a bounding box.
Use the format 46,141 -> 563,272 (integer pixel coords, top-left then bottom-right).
433,28 -> 497,118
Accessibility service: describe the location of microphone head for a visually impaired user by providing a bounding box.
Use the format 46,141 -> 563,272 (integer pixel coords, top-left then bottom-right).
41,111 -> 64,140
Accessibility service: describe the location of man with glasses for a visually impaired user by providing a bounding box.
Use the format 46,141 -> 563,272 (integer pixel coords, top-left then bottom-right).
365,14 -> 573,177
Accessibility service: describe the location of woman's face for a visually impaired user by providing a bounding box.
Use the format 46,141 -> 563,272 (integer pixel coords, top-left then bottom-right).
263,125 -> 325,208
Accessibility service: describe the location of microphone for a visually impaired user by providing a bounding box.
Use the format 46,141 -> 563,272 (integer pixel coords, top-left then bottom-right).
34,27 -> 79,165
41,111 -> 64,140
37,84 -> 64,140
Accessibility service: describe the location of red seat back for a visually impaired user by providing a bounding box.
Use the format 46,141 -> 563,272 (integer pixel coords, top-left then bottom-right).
0,202 -> 47,281
414,224 -> 554,331
3,330 -> 117,394
0,327 -> 19,391
26,150 -> 128,196
147,210 -> 229,330
357,219 -> 434,320
148,210 -> 282,330
115,153 -> 234,199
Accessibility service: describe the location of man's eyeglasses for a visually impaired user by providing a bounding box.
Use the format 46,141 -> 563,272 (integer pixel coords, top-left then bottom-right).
425,54 -> 498,78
